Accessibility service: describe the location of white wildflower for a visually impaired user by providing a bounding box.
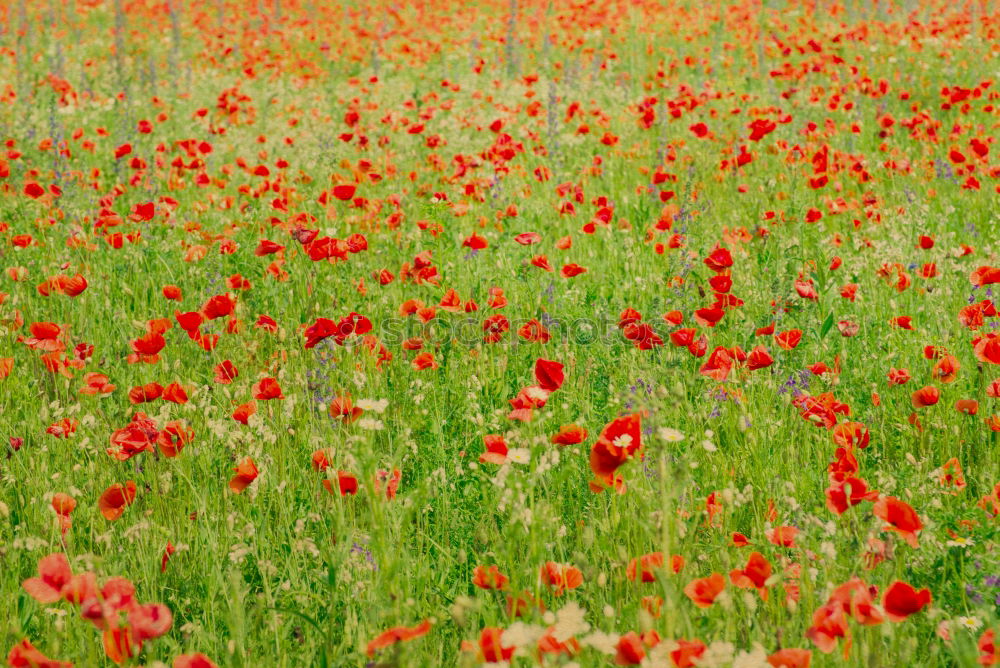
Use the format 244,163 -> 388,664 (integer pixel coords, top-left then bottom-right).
658,427 -> 685,442
580,631 -> 619,655
356,398 -> 389,413
956,616 -> 982,631
695,641 -> 736,667
728,643 -> 768,668
552,601 -> 590,642
507,448 -> 530,464
501,622 -> 546,650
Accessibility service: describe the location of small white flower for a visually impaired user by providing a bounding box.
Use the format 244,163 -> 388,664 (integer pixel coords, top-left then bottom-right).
658,427 -> 685,442
580,631 -> 620,655
507,448 -> 530,464
946,536 -> 974,548
552,601 -> 590,641
501,622 -> 545,649
357,418 -> 384,431
613,433 -> 633,448
729,642 -> 767,668
356,398 -> 389,413
956,616 -> 982,631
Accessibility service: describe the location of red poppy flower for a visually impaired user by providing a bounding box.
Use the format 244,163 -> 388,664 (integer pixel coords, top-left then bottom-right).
670,639 -> 707,667
806,602 -> 849,654
534,358 -> 565,392
157,421 -> 193,458
161,285 -> 182,300
747,345 -> 774,370
766,526 -> 799,548
107,413 -> 159,460
213,360 -> 238,384
955,398 -> 979,415
476,627 -> 514,662
6,639 -> 72,668
873,496 -> 923,548
775,329 -> 803,350
795,279 -> 818,300
46,418 -> 79,438
100,625 -> 135,663
252,377 -> 284,400
729,552 -> 772,599
366,620 -> 432,658
162,382 -> 189,404
887,367 -> 911,385
977,629 -> 996,666
462,233 -> 488,250
99,481 -> 137,520
201,293 -> 236,320
472,565 -> 508,590
626,552 -> 676,583
479,434 -> 508,465
832,422 -> 869,449
22,553 -> 73,603
129,602 -> 173,642
911,385 -> 940,408
229,458 -> 259,494
767,648 -> 812,667
939,457 -> 966,490
931,355 -> 960,383
174,654 -> 218,668
374,469 -> 401,500
973,332 -> 1000,365
51,493 -> 76,520
482,314 -> 510,343
551,424 -> 587,445
518,319 -> 551,342
882,580 -> 931,621
540,562 -> 582,595
323,471 -> 358,496
703,247 -> 733,272
77,372 -> 114,396
128,331 -> 165,363
411,352 -> 438,370
693,306 -> 725,328
589,413 -> 643,481
971,266 -> 1000,286
615,632 -> 647,665
232,401 -> 256,424
709,275 -> 736,298
330,395 -> 362,422
160,541 -> 176,574
836,581 -> 884,626
255,239 -> 285,256
825,477 -> 878,515
683,573 -> 726,608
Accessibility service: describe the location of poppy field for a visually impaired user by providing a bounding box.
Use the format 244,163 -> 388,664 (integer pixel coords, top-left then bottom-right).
2,0 -> 999,665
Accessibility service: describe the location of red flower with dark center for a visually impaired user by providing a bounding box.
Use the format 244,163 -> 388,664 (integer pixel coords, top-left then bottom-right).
873,496 -> 923,547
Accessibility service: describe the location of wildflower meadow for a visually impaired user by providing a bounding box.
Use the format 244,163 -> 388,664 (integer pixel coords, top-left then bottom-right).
0,0 -> 998,666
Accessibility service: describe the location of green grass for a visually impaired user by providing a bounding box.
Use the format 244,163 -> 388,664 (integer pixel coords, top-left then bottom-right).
0,0 -> 998,666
